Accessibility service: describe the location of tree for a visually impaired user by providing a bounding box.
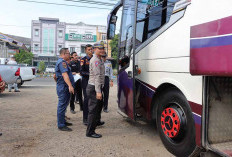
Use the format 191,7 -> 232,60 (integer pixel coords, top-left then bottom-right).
109,34 -> 119,60
15,49 -> 33,65
38,61 -> 46,73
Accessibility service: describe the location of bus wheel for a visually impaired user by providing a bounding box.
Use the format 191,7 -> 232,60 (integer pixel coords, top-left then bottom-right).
156,88 -> 196,157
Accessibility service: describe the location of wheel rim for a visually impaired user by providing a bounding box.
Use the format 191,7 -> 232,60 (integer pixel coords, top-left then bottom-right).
161,105 -> 186,140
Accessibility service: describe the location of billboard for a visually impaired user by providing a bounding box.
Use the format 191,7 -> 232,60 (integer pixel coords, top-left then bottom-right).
65,33 -> 97,42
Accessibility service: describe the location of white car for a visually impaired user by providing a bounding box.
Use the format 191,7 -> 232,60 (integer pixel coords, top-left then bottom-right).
0,65 -> 21,85
45,65 -> 55,73
17,65 -> 36,87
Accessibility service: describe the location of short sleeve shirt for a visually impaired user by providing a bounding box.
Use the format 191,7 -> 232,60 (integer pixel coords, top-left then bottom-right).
80,55 -> 91,76
55,58 -> 74,87
70,60 -> 80,73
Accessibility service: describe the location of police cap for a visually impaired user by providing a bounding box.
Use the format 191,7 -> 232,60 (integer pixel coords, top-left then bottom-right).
94,41 -> 105,49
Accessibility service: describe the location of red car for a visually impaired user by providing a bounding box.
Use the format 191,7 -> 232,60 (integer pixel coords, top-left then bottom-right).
0,74 -> 5,93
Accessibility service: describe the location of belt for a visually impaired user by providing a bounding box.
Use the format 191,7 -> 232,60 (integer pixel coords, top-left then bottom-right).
88,83 -> 94,86
88,83 -> 104,89
82,75 -> 89,78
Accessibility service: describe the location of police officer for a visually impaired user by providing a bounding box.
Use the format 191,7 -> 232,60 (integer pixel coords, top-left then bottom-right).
80,44 -> 93,125
69,52 -> 83,113
55,48 -> 75,131
101,52 -> 114,113
86,41 -> 105,138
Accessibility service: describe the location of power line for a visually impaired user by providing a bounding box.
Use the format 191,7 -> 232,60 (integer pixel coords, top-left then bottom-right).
17,0 -> 111,10
64,0 -> 116,6
0,23 -> 108,29
0,24 -> 30,28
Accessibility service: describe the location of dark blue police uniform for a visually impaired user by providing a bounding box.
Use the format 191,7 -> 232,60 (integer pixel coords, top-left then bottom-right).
55,58 -> 74,128
80,55 -> 91,124
69,60 -> 83,111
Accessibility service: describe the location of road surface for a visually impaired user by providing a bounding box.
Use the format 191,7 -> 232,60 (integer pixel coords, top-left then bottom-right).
0,78 -> 173,157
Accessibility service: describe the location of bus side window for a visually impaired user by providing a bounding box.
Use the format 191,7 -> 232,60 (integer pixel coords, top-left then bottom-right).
136,0 -> 178,49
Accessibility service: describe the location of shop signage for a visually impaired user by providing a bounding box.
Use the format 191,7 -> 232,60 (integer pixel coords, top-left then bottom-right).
65,33 -> 97,42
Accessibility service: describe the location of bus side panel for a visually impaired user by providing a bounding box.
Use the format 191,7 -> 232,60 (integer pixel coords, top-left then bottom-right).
135,79 -> 155,120
118,70 -> 134,119
189,101 -> 203,147
190,16 -> 232,76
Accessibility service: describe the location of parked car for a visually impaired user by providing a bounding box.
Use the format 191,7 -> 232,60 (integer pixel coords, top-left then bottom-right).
0,58 -> 36,87
0,65 -> 21,85
18,65 -> 36,86
0,58 -> 8,65
0,74 -> 5,93
45,65 -> 55,73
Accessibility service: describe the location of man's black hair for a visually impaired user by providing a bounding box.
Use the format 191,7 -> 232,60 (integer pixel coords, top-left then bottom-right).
85,44 -> 92,50
60,48 -> 69,54
71,52 -> 77,56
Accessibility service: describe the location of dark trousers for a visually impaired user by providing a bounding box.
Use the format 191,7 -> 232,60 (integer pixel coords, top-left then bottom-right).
76,79 -> 83,110
82,76 -> 89,122
103,76 -> 110,110
96,94 -> 103,123
57,87 -> 70,128
70,79 -> 83,111
86,84 -> 103,135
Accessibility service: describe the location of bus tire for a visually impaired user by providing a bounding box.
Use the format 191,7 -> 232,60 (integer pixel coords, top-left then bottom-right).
156,88 -> 196,157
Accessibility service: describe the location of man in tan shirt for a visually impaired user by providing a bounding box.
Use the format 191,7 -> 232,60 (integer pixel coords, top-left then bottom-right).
86,41 -> 105,138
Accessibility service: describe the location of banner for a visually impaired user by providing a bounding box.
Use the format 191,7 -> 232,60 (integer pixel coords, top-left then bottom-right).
0,32 -> 23,47
65,33 -> 97,42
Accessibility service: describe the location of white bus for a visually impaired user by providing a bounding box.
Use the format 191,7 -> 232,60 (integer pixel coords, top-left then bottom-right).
107,0 -> 232,156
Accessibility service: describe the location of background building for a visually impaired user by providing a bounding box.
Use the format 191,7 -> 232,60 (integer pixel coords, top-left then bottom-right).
31,17 -> 111,66
65,22 -> 97,57
31,17 -> 65,66
65,22 -> 110,57
0,32 -> 30,58
7,34 -> 31,51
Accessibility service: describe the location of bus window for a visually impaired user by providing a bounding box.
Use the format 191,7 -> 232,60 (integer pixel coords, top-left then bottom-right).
136,0 -> 178,49
119,0 -> 135,69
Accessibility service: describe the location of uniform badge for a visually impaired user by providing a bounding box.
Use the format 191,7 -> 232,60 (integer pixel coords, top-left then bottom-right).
62,62 -> 67,68
95,61 -> 100,67
80,60 -> 84,66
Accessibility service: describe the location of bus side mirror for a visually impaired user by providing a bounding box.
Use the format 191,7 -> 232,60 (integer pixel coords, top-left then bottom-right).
109,23 -> 116,39
107,15 -> 118,39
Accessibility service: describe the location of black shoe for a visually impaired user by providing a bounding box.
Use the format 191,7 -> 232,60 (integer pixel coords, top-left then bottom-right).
58,126 -> 72,131
70,110 -> 76,114
83,121 -> 88,126
96,121 -> 105,126
14,90 -> 20,92
103,109 -> 109,113
86,133 -> 102,138
65,122 -> 73,126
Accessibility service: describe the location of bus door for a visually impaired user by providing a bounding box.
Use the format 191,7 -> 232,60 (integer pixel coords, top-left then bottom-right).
117,0 -> 136,119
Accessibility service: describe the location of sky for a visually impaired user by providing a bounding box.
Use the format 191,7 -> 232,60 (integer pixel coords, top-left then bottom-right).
0,0 -> 121,38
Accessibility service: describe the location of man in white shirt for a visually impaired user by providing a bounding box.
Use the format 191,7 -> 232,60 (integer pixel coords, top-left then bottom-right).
7,55 -> 20,92
101,52 -> 113,113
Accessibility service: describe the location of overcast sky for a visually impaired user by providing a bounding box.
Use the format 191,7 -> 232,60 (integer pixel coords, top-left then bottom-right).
0,0 -> 121,38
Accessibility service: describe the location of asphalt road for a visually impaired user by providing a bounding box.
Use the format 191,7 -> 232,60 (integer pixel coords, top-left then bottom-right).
0,78 -> 173,157
23,77 -> 56,86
